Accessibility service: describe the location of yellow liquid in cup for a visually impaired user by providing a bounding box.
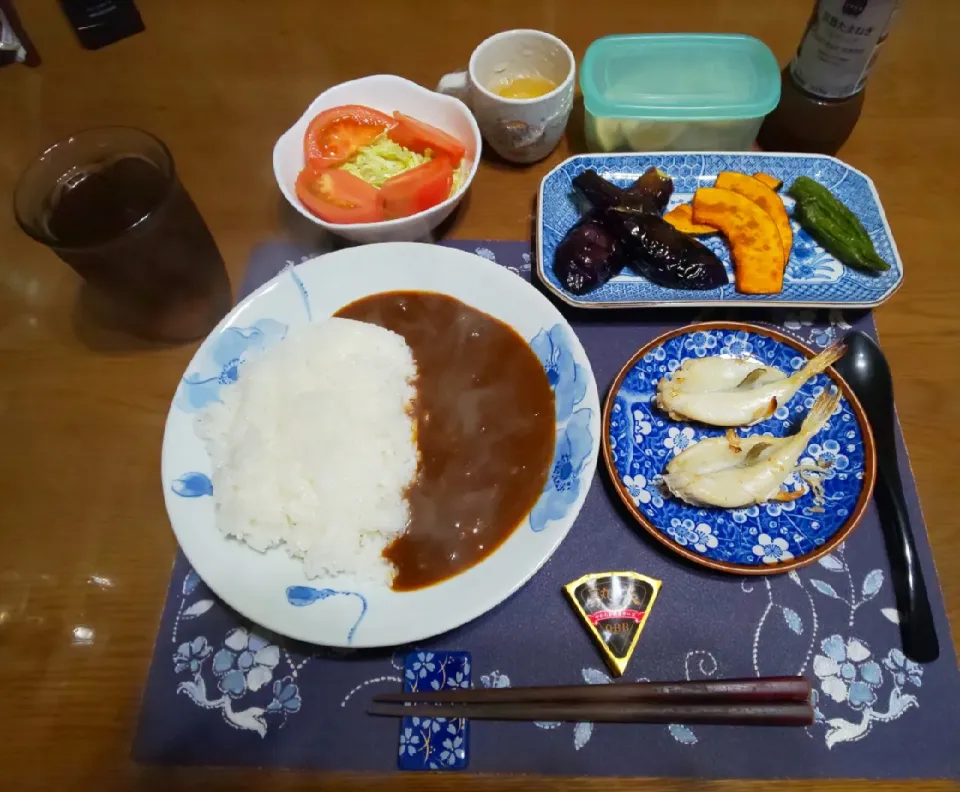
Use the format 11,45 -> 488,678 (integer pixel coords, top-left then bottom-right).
492,76 -> 557,99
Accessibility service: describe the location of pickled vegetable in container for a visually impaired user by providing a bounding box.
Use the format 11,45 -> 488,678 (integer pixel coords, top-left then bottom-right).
580,34 -> 780,152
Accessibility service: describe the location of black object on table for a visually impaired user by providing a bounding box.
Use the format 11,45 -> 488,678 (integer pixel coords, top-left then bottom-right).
59,0 -> 144,50
835,330 -> 940,663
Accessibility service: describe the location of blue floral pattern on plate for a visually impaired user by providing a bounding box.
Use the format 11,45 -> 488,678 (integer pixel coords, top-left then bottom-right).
537,153 -> 903,308
606,326 -> 870,569
285,586 -> 368,645
530,325 -> 588,422
171,472 -> 213,498
175,318 -> 287,412
531,409 -> 593,533
530,323 -> 595,532
399,651 -> 470,771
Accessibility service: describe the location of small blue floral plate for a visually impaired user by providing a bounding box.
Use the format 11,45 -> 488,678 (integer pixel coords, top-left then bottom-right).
162,242 -> 600,648
603,322 -> 876,575
537,152 -> 904,309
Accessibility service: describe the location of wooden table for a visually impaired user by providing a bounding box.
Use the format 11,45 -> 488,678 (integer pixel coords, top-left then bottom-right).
1,1 -> 956,789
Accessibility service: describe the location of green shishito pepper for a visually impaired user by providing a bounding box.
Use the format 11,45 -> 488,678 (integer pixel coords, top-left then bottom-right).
788,176 -> 890,273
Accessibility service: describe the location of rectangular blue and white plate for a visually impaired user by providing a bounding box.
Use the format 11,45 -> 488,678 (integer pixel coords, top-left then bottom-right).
536,152 -> 904,309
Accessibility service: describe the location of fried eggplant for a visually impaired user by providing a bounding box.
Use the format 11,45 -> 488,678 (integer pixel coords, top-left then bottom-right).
598,208 -> 728,290
552,214 -> 625,295
571,167 -> 673,216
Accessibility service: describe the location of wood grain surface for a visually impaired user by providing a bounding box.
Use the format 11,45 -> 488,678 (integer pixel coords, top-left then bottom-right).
1,1 -> 957,789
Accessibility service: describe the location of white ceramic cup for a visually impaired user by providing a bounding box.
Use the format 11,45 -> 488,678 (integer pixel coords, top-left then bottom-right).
438,29 -> 575,164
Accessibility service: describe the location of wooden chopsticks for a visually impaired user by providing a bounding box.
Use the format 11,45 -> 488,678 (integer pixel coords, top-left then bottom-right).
369,676 -> 814,726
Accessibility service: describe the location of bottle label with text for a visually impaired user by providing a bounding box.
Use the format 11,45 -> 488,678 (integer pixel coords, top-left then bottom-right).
790,0 -> 900,100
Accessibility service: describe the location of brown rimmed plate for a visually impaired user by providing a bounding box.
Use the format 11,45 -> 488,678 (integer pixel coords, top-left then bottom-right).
602,322 -> 876,575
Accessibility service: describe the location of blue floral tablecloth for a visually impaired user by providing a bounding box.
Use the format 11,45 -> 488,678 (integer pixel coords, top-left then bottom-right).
134,240 -> 960,778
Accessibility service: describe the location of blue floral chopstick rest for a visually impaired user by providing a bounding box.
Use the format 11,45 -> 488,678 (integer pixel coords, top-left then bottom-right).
398,650 -> 470,771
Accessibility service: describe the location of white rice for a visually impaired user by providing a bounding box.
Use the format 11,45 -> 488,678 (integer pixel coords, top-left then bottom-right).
196,317 -> 418,583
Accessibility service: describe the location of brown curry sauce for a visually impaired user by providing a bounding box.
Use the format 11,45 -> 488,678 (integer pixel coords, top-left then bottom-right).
335,291 -> 555,591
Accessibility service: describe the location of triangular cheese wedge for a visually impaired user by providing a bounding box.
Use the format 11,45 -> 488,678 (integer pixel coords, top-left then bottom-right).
564,571 -> 661,677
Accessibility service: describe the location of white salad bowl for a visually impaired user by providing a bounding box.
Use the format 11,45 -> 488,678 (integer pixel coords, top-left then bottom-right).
273,75 -> 482,244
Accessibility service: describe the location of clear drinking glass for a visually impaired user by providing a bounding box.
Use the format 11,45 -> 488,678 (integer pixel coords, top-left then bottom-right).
14,127 -> 232,342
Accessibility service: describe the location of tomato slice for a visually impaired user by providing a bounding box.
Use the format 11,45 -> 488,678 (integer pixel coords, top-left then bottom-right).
387,112 -> 466,162
295,167 -> 383,224
304,105 -> 395,168
379,157 -> 454,220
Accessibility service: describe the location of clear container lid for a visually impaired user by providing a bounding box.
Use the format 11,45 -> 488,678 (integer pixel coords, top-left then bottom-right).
581,34 -> 781,121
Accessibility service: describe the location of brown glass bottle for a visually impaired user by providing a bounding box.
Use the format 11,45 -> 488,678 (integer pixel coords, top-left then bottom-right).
758,0 -> 900,155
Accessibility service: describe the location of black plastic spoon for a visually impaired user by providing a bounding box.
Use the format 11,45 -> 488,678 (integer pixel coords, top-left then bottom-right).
834,331 -> 939,663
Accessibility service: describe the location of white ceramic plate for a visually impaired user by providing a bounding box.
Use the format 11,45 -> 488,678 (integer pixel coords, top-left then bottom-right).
162,243 -> 600,648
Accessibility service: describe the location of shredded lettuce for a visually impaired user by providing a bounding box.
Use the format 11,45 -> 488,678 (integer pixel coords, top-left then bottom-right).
340,134 -> 467,198
340,136 -> 429,188
450,158 -> 469,197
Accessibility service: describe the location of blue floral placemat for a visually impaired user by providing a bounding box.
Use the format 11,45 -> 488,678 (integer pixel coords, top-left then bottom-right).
134,240 -> 960,778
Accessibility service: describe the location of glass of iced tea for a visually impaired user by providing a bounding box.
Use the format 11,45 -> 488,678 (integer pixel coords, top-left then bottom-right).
14,127 -> 232,342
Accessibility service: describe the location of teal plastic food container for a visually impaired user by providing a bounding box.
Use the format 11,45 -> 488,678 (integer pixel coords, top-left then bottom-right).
581,34 -> 780,152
